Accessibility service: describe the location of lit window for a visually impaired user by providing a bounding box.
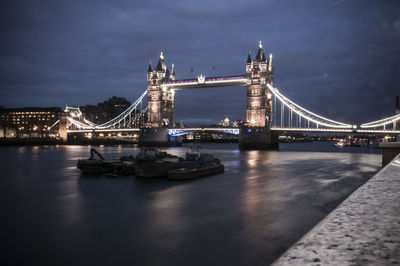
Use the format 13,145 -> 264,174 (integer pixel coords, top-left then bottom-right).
252,100 -> 260,108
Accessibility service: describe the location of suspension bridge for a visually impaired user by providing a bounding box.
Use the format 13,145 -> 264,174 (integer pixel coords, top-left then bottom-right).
59,41 -> 400,148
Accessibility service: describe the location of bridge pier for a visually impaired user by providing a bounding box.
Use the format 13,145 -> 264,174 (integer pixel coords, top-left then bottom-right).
239,126 -> 279,150
138,128 -> 181,146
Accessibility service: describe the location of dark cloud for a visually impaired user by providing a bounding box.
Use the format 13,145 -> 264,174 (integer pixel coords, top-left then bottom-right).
0,0 -> 399,125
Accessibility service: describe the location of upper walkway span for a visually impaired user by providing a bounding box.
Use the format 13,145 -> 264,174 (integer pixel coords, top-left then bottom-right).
161,75 -> 247,90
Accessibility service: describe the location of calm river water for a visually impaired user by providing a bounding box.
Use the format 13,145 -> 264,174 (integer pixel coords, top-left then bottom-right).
3,142 -> 381,265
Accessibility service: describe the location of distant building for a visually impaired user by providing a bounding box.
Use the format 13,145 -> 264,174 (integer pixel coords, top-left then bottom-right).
0,107 -> 62,137
232,120 -> 243,128
223,117 -> 230,127
219,117 -> 230,127
80,96 -> 131,124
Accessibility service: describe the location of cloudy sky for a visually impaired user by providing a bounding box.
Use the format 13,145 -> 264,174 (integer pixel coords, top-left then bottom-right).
1,0 -> 399,125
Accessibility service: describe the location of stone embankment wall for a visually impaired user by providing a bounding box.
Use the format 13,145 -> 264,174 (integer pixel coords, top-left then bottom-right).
272,153 -> 400,265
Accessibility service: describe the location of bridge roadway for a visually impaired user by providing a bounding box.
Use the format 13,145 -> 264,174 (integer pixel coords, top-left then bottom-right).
67,127 -> 400,135
67,128 -> 140,133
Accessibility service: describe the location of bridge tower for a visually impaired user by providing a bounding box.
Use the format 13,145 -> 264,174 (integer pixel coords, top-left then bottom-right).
239,41 -> 278,149
245,41 -> 274,127
140,52 -> 178,145
58,112 -> 69,142
147,52 -> 175,127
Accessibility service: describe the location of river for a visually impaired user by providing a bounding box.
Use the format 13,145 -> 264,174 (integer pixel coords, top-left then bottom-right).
3,142 -> 381,265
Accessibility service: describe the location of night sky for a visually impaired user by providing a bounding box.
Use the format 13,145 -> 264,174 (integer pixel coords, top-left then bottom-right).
1,0 -> 399,125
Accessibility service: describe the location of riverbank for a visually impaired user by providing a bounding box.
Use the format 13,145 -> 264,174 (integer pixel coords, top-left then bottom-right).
0,137 -> 63,146
0,138 -> 137,146
272,153 -> 400,265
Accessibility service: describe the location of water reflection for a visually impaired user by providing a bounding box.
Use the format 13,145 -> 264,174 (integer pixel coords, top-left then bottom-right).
17,146 -> 26,155
246,150 -> 260,168
3,143 -> 381,266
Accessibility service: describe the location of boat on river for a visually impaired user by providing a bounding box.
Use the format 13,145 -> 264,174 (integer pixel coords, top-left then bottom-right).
77,147 -> 224,180
167,162 -> 224,180
77,148 -> 135,175
334,139 -> 347,147
77,159 -> 119,174
334,139 -> 367,147
134,146 -> 224,179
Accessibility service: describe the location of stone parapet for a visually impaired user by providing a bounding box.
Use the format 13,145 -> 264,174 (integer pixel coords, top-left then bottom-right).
379,141 -> 400,167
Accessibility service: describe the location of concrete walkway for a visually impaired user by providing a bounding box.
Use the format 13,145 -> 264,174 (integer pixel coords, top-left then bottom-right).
272,154 -> 400,265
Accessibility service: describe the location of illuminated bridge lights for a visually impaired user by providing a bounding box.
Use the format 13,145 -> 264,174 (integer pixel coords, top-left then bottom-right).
267,84 -> 353,129
271,127 -> 353,133
67,128 -> 140,133
67,90 -> 147,131
161,75 -> 247,89
357,129 -> 400,134
64,79 -> 399,135
360,113 -> 400,129
96,91 -> 147,128
168,128 -> 240,137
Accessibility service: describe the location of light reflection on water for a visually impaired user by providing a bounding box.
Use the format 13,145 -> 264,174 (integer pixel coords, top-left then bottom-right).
3,142 -> 381,266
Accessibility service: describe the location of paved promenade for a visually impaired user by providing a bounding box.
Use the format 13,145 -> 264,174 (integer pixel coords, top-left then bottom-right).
273,154 -> 400,265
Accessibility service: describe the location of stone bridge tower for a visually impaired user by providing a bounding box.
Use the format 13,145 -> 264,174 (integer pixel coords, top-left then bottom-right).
239,41 -> 278,149
245,41 -> 274,127
147,52 -> 175,128
140,52 -> 177,145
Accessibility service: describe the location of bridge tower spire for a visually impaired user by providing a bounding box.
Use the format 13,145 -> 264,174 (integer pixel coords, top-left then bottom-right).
247,50 -> 252,64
